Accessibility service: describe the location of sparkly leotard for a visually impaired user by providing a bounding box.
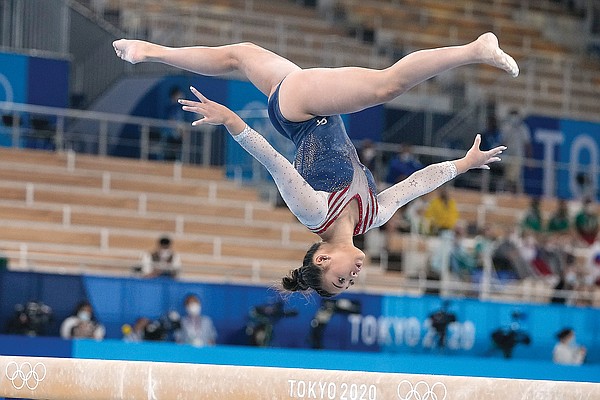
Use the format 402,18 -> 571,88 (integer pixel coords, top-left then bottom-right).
233,83 -> 457,236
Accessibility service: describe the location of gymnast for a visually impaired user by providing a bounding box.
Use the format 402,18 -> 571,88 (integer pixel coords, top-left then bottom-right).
113,32 -> 516,297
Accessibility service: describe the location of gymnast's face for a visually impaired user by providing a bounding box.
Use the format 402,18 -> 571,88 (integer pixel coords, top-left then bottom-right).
315,245 -> 365,295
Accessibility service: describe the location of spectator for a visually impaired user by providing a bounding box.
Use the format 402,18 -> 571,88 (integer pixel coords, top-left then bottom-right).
547,199 -> 571,235
499,109 -> 531,193
424,187 -> 459,235
551,261 -> 578,305
472,225 -> 497,269
0,248 -> 8,271
140,235 -> 182,278
174,294 -> 217,347
358,139 -> 377,172
163,86 -> 186,161
481,114 -> 505,192
521,197 -> 543,234
60,300 -> 105,340
574,198 -> 599,246
449,225 -> 477,281
122,317 -> 150,342
385,144 -> 423,185
553,328 -> 586,365
481,114 -> 502,150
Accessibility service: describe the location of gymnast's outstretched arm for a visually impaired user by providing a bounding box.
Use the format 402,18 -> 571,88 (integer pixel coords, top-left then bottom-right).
374,135 -> 505,227
180,87 -> 328,228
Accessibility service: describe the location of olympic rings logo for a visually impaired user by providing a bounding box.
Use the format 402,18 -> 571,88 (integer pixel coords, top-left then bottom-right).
5,361 -> 47,390
397,380 -> 447,400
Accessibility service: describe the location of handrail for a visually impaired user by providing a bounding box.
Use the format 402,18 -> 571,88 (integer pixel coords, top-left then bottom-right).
0,101 -> 219,165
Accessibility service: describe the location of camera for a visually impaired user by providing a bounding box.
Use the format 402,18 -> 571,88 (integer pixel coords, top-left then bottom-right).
490,310 -> 531,358
310,298 -> 361,349
143,311 -> 181,341
6,301 -> 53,336
245,301 -> 299,347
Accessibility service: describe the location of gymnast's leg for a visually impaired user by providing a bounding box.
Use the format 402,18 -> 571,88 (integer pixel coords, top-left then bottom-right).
278,32 -> 519,121
113,40 -> 301,97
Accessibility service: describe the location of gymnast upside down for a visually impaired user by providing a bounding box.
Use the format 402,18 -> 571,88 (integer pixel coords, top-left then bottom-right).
114,32 -> 516,297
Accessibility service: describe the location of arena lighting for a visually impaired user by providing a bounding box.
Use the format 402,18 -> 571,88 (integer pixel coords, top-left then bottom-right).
1,356 -> 599,399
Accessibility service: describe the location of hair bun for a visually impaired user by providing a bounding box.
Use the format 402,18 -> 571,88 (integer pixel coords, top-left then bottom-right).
282,268 -> 308,292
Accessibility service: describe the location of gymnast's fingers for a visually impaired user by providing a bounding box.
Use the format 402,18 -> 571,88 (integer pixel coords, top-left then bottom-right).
181,105 -> 203,114
191,118 -> 206,127
489,145 -> 507,155
178,99 -> 200,107
190,86 -> 208,102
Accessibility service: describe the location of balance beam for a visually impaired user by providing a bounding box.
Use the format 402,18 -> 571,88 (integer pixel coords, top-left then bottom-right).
0,355 -> 598,399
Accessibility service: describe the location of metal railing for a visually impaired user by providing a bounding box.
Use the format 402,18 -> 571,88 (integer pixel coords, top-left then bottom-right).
0,101 -> 598,304
0,101 -> 221,166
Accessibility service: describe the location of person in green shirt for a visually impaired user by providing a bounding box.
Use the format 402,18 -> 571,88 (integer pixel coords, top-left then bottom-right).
547,199 -> 570,234
521,197 -> 543,233
574,198 -> 599,245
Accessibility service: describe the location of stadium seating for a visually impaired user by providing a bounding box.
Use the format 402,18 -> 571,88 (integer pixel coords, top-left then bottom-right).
100,0 -> 600,122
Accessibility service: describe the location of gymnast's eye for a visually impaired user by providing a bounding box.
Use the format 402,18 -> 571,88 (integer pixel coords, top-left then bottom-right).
349,279 -> 355,286
338,277 -> 345,284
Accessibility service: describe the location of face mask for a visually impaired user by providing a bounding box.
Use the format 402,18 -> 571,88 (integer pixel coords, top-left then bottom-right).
566,335 -> 575,346
509,115 -> 520,125
78,311 -> 91,322
186,303 -> 201,316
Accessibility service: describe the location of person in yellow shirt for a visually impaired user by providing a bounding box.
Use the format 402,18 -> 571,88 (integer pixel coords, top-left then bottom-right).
424,187 -> 459,234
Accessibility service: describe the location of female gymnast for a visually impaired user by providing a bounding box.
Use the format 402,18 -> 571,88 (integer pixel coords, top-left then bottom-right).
113,32 -> 516,297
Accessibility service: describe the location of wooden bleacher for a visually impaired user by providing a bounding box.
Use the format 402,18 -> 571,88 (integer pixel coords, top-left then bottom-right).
337,0 -> 600,122
102,0 -> 600,121
2,147 -> 598,303
0,147 -> 322,284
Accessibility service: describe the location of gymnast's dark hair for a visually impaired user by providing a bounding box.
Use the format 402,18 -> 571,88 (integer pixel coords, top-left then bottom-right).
281,242 -> 335,298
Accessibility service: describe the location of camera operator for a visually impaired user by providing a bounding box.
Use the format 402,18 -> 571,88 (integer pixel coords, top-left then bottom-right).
490,310 -> 531,358
310,298 -> 361,349
60,300 -> 105,340
246,300 -> 299,347
5,301 -> 53,336
425,300 -> 457,349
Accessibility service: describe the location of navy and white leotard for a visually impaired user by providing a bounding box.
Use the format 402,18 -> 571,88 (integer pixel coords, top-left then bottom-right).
233,82 -> 457,236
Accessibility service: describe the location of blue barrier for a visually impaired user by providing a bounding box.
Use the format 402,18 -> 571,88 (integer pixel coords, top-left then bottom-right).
1,271 -> 598,365
71,338 -> 600,383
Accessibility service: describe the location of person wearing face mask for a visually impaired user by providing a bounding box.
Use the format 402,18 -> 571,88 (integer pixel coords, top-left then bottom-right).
174,294 -> 217,347
140,236 -> 182,278
553,328 -> 586,365
60,300 -> 105,340
385,144 -> 424,186
499,109 -> 531,193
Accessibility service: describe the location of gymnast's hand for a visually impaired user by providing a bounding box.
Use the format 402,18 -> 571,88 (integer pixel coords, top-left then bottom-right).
454,134 -> 506,174
179,86 -> 246,135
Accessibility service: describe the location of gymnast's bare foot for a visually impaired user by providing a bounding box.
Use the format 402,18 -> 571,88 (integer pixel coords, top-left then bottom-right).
113,39 -> 156,64
475,32 -> 519,78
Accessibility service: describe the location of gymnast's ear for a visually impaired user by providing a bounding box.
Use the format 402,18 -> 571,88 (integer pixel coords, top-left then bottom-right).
314,254 -> 330,265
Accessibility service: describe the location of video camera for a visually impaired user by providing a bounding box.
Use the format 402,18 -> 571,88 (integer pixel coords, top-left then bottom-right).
143,311 -> 181,341
6,301 -> 53,336
491,310 -> 531,358
427,301 -> 457,348
310,298 -> 361,349
246,300 -> 299,347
